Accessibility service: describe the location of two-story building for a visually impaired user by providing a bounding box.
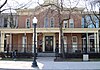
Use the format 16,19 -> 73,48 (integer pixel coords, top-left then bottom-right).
0,0 -> 99,57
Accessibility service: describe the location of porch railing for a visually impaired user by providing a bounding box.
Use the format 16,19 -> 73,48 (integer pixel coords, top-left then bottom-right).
0,44 -> 99,53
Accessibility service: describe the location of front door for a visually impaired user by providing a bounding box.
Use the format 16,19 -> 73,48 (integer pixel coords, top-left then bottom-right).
45,36 -> 53,52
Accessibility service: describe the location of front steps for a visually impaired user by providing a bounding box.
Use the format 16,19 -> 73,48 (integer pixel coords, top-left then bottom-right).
37,53 -> 55,57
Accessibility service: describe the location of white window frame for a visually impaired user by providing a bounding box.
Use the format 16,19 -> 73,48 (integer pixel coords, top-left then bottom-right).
64,36 -> 67,52
26,18 -> 30,28
72,36 -> 77,52
69,19 -> 74,28
44,17 -> 48,28
63,20 -> 68,28
50,17 -> 54,27
22,36 -> 27,52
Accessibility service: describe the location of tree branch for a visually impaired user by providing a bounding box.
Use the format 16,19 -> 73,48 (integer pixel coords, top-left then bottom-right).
0,0 -> 7,9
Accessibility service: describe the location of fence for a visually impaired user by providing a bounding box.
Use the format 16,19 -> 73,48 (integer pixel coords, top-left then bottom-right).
0,44 -> 99,53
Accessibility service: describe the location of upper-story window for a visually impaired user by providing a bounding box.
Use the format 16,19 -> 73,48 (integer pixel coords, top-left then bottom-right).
26,18 -> 30,28
44,17 -> 48,28
4,17 -> 8,27
50,17 -> 54,27
63,20 -> 68,28
69,19 -> 74,28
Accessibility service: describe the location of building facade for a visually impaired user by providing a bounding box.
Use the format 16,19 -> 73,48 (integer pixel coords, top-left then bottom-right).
0,0 -> 99,55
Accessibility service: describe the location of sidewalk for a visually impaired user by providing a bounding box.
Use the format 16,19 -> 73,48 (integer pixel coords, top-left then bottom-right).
0,57 -> 100,69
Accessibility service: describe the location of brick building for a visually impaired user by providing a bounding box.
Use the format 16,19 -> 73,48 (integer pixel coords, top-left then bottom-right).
0,0 -> 99,57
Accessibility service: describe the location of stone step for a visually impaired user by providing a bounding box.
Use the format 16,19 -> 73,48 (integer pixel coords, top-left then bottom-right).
37,53 -> 55,57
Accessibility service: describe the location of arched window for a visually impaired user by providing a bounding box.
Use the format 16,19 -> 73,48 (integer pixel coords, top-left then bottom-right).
69,19 -> 74,28
63,20 -> 68,28
44,17 -> 48,28
50,17 -> 54,27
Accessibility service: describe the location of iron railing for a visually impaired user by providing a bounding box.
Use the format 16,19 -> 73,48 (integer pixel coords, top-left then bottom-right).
0,44 -> 99,53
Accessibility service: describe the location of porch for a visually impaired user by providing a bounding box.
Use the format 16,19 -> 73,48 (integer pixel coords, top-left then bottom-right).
0,28 -> 100,58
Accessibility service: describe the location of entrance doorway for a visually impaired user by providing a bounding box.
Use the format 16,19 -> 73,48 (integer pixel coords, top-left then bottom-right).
45,36 -> 53,52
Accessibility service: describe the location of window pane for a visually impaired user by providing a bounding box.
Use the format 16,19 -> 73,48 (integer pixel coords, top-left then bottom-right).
44,17 -> 48,28
50,17 -> 54,27
63,20 -> 68,28
26,18 -> 30,28
69,19 -> 74,28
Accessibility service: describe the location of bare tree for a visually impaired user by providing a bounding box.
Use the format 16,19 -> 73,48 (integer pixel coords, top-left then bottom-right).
0,0 -> 33,28
0,0 -> 7,9
86,0 -> 100,27
36,0 -> 82,58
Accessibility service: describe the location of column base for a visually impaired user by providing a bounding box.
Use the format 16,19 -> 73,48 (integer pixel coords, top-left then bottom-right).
83,54 -> 89,61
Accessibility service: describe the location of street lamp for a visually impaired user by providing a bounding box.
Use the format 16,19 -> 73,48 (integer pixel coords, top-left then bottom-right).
32,17 -> 38,67
83,17 -> 89,61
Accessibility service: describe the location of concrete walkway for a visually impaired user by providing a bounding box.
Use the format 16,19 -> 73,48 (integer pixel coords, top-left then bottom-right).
0,57 -> 100,69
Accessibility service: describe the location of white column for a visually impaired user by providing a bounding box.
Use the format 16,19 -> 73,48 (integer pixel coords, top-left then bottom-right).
97,32 -> 99,52
86,33 -> 89,52
36,33 -> 37,53
43,34 -> 45,52
59,32 -> 61,53
0,33 -> 4,52
9,33 -> 12,52
53,35 -> 56,52
94,33 -> 97,52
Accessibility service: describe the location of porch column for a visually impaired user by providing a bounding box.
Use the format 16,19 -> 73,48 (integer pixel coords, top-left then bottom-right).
86,33 -> 89,52
59,32 -> 61,53
94,33 -> 96,52
43,34 -> 45,52
97,32 -> 99,53
36,33 -> 37,53
9,33 -> 12,52
0,33 -> 4,52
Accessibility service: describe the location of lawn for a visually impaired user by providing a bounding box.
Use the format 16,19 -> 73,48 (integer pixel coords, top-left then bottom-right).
0,57 -> 33,61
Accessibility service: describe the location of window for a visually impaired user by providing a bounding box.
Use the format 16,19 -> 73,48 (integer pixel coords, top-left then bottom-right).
72,36 -> 77,52
50,17 -> 54,27
22,36 -> 27,52
64,36 -> 67,52
69,19 -> 74,28
26,18 -> 30,28
44,17 -> 48,28
63,20 -> 68,28
4,17 -> 8,27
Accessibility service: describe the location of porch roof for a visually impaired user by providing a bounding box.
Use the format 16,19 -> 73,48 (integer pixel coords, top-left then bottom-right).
0,28 -> 99,33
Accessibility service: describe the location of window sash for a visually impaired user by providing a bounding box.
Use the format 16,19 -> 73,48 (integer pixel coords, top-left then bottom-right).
26,18 -> 30,28
50,17 -> 54,27
69,19 -> 74,28
44,17 -> 48,28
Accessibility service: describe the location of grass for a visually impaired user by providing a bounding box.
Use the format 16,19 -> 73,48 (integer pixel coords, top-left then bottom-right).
1,57 -> 100,62
54,57 -> 100,62
0,57 -> 33,61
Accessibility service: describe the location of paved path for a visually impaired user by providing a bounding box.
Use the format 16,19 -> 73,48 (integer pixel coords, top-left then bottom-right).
0,57 -> 100,69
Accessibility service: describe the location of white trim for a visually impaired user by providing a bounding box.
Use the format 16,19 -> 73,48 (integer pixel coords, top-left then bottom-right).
22,35 -> 27,52
43,33 -> 55,52
69,18 -> 74,28
50,17 -> 54,27
63,20 -> 68,28
72,36 -> 77,52
97,32 -> 99,52
44,17 -> 49,28
26,18 -> 30,28
64,36 -> 67,53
